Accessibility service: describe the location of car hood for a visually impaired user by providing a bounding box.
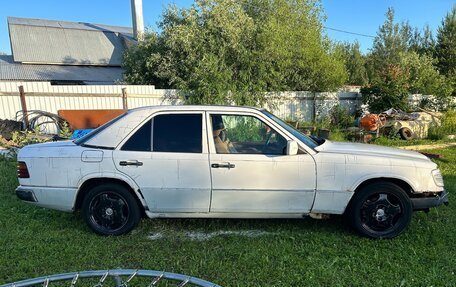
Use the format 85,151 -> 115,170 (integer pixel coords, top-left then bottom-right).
314,140 -> 430,162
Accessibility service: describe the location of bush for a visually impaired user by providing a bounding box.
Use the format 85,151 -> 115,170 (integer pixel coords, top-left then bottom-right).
328,129 -> 347,141
297,119 -> 330,135
11,130 -> 50,147
427,124 -> 446,140
361,61 -> 411,113
427,110 -> 456,140
329,105 -> 355,129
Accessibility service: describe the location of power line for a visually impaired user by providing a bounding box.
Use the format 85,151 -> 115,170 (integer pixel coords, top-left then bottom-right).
235,1 -> 378,39
323,26 -> 376,38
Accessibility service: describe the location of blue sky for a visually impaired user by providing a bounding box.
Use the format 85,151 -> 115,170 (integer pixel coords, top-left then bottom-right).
0,0 -> 454,55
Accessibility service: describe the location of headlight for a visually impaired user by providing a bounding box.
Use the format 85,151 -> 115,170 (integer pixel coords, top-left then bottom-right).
432,169 -> 444,187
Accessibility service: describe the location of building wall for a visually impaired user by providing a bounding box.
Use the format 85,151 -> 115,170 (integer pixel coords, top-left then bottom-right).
0,81 -> 362,123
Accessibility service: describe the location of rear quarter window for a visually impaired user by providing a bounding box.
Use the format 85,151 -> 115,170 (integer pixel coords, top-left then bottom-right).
121,120 -> 152,151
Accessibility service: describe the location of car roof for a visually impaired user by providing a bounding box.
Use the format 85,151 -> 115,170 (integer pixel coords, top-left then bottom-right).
80,105 -> 266,149
128,105 -> 265,113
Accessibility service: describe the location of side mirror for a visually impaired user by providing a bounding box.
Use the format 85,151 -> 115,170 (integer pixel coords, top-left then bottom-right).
286,140 -> 299,155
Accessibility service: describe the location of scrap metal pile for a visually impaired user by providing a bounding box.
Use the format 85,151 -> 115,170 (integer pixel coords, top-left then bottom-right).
358,108 -> 441,140
0,110 -> 70,150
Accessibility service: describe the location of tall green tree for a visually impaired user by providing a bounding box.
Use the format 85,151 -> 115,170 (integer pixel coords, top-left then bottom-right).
371,8 -> 409,72
123,0 -> 347,106
360,64 -> 410,113
435,5 -> 456,99
401,51 -> 452,109
362,8 -> 411,112
435,5 -> 456,77
359,6 -> 456,112
421,25 -> 436,55
409,25 -> 435,56
339,42 -> 368,86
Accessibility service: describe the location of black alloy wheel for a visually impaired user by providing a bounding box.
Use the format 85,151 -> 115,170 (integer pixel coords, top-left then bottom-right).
347,182 -> 412,239
82,183 -> 141,235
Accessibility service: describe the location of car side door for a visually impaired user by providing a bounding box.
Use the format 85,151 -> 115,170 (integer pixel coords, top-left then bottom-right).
207,112 -> 317,214
113,111 -> 211,213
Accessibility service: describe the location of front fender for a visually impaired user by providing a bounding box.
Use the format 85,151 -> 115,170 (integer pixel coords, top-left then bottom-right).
349,173 -> 417,193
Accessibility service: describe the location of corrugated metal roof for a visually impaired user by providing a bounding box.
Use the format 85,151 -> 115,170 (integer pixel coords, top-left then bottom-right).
8,17 -> 134,36
0,56 -> 124,83
8,17 -> 135,66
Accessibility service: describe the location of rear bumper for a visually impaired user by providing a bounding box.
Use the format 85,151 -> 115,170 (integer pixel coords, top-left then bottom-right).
411,190 -> 449,211
16,187 -> 38,202
15,185 -> 77,212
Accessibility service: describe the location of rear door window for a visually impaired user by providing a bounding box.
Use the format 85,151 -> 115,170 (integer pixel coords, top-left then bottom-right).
153,114 -> 202,153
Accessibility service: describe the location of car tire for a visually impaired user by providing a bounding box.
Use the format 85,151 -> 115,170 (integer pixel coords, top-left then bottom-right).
81,183 -> 141,236
346,182 -> 412,239
399,127 -> 414,140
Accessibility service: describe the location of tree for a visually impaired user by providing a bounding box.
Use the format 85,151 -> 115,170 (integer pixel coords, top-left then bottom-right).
435,5 -> 456,98
420,25 -> 436,55
361,7 -> 451,112
401,51 -> 452,109
362,8 -> 411,112
409,25 -> 435,56
123,33 -> 170,88
360,64 -> 410,113
338,42 -> 368,86
401,52 -> 446,94
435,5 -> 456,77
123,0 -> 347,106
362,50 -> 452,112
371,8 -> 409,72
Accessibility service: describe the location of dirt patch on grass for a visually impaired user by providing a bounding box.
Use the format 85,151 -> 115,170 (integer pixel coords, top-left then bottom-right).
147,230 -> 274,241
398,142 -> 456,150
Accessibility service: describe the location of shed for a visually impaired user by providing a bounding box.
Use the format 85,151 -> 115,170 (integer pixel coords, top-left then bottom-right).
0,17 -> 135,84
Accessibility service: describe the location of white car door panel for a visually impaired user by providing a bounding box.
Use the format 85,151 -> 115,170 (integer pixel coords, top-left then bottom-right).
114,152 -> 211,212
208,113 -> 316,213
210,153 -> 316,213
113,112 -> 211,213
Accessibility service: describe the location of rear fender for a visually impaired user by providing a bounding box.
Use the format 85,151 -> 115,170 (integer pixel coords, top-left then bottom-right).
75,172 -> 148,210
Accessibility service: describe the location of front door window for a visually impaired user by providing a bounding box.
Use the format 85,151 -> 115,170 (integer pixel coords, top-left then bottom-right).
210,114 -> 287,155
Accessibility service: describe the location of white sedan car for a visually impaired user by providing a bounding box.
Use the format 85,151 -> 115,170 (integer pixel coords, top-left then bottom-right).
16,105 -> 448,238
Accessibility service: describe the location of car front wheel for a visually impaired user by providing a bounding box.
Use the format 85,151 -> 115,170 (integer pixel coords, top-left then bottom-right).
81,183 -> 141,236
347,182 -> 412,239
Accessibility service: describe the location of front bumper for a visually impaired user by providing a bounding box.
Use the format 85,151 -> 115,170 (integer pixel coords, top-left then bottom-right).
411,190 -> 449,211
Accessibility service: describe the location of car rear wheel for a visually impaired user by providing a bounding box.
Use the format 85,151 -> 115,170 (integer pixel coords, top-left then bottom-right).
399,127 -> 414,140
347,182 -> 412,239
82,183 -> 141,236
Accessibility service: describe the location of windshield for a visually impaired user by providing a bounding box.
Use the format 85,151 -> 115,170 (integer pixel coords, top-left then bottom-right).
262,110 -> 318,149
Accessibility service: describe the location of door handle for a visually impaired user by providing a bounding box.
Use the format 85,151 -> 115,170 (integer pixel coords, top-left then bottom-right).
211,163 -> 235,169
119,160 -> 143,166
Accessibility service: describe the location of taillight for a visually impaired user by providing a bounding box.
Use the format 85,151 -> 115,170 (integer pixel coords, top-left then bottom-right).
17,161 -> 30,178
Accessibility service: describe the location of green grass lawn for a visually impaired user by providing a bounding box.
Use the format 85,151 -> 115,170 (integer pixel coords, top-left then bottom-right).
0,147 -> 455,287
